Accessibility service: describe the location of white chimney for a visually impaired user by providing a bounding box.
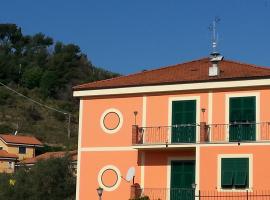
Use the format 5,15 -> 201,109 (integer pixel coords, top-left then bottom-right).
209,52 -> 224,77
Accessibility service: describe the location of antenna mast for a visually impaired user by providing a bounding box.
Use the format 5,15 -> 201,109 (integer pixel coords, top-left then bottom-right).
209,17 -> 220,54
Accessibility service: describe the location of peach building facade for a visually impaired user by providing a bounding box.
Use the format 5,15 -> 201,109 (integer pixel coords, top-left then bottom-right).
74,57 -> 270,200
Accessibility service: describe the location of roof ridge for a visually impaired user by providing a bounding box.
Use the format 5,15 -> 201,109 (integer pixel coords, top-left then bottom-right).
74,57 -> 209,89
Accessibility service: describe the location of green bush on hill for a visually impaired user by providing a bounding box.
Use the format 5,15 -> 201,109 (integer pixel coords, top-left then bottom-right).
0,156 -> 76,200
0,23 -> 119,147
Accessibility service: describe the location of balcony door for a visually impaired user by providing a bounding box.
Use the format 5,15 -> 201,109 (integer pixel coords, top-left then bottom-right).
171,100 -> 196,143
170,160 -> 195,200
229,96 -> 256,142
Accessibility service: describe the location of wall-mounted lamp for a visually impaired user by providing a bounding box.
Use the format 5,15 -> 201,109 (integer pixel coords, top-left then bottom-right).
96,187 -> 103,200
133,111 -> 138,125
201,108 -> 206,122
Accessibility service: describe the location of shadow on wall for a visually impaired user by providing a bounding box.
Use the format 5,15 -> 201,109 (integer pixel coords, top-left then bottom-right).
136,149 -> 196,167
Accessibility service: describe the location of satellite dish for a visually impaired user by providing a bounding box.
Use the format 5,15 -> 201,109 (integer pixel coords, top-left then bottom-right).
126,167 -> 135,182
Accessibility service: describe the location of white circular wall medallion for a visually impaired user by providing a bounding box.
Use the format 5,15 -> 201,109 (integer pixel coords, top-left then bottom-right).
100,108 -> 123,134
98,165 -> 121,191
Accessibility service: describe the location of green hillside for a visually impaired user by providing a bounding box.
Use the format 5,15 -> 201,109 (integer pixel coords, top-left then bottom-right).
0,24 -> 119,149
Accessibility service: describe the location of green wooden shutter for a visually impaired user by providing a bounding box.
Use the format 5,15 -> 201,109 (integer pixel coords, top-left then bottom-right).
221,158 -> 249,189
170,161 -> 195,200
234,172 -> 247,186
234,158 -> 249,188
172,100 -> 196,143
221,158 -> 234,188
229,97 -> 256,141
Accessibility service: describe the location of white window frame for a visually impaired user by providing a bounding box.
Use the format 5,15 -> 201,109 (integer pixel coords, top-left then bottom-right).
167,156 -> 196,200
225,92 -> 260,142
217,154 -> 253,192
168,96 -> 200,143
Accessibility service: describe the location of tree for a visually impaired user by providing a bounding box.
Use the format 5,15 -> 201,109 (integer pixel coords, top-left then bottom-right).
0,23 -> 120,146
0,156 -> 76,200
21,67 -> 43,89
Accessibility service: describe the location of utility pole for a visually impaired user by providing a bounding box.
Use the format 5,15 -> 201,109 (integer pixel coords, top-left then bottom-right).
67,114 -> 71,139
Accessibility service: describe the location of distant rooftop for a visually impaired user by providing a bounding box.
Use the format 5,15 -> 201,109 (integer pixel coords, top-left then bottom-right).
73,58 -> 270,91
0,150 -> 18,159
19,150 -> 77,165
0,134 -> 43,146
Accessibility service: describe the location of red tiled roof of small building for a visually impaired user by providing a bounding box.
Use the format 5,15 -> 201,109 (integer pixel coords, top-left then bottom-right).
0,150 -> 18,159
73,58 -> 270,90
0,134 -> 43,146
20,150 -> 77,165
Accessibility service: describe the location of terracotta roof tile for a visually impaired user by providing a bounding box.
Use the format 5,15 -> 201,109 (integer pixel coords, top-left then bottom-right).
20,150 -> 77,164
0,134 -> 43,146
73,58 -> 270,90
0,150 -> 18,159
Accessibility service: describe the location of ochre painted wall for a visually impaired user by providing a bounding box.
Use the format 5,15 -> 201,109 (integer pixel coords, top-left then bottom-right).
144,150 -> 195,189
200,145 -> 270,190
79,151 -> 140,200
78,86 -> 270,199
7,145 -> 34,160
81,96 -> 143,148
0,160 -> 15,173
0,140 -> 35,160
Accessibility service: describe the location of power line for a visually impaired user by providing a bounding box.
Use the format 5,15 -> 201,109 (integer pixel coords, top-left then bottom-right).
0,81 -> 73,138
0,81 -> 70,115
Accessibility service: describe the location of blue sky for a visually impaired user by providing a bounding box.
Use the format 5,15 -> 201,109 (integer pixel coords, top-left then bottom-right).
1,0 -> 270,74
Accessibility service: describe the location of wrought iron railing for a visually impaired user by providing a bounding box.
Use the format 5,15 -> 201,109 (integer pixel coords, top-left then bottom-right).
209,122 -> 270,142
132,124 -> 200,145
134,188 -> 270,200
132,122 -> 270,145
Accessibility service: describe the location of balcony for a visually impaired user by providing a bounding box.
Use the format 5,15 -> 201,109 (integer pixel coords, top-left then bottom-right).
131,187 -> 270,200
132,122 -> 270,148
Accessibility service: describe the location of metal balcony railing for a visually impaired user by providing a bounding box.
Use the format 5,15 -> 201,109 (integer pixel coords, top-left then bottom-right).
131,188 -> 270,200
132,122 -> 270,146
209,122 -> 270,142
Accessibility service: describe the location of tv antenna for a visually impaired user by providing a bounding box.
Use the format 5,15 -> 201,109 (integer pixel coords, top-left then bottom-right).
208,17 -> 221,54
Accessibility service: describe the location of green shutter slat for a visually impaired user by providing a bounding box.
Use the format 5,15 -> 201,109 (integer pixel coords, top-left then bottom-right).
234,171 -> 247,186
221,171 -> 234,186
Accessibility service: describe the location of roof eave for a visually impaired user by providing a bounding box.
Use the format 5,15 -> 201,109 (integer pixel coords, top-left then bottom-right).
73,75 -> 270,91
73,75 -> 270,97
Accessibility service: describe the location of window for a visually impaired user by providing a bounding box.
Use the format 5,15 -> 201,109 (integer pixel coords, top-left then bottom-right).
172,100 -> 196,143
0,147 -> 3,150
8,162 -> 13,169
229,96 -> 256,141
221,158 -> 249,189
19,146 -> 26,154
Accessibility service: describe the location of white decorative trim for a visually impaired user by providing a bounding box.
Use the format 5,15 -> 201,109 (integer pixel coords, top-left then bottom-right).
100,108 -> 123,134
98,165 -> 121,192
141,152 -> 145,188
132,141 -> 270,149
217,154 -> 253,192
142,96 -> 147,143
208,91 -> 213,142
168,96 -> 200,142
195,146 -> 200,194
142,96 -> 147,127
225,92 -> 260,141
80,147 -> 136,152
76,100 -> 84,200
167,157 -> 196,200
73,78 -> 270,97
